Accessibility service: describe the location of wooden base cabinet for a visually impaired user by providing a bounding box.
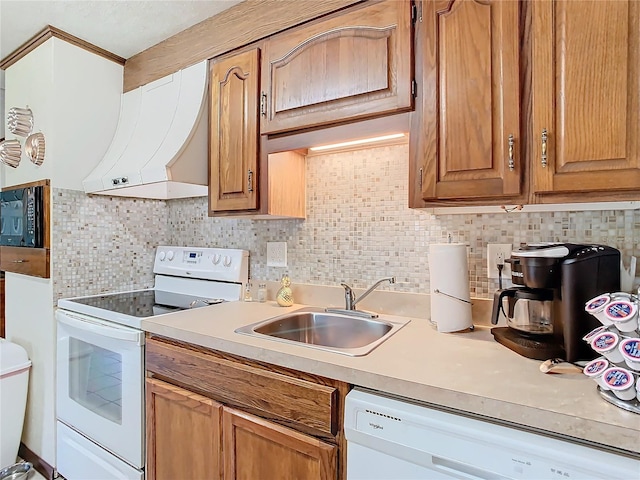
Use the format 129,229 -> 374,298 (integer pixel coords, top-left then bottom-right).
146,378 -> 223,480
145,336 -> 349,480
223,407 -> 337,480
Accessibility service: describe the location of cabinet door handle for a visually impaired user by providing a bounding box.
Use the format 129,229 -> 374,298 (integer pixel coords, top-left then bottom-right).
247,169 -> 254,193
260,92 -> 267,117
12,259 -> 27,263
541,129 -> 548,168
507,134 -> 515,171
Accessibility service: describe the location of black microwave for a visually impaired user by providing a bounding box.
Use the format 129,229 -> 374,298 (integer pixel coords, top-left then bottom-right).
0,184 -> 45,248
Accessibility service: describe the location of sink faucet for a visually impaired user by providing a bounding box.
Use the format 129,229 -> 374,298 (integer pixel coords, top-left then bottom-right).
330,277 -> 396,318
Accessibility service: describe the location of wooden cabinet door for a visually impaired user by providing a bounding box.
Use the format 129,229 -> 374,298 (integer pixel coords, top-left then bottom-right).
222,407 -> 337,480
415,0 -> 521,201
209,48 -> 260,213
531,0 -> 640,195
146,378 -> 223,480
261,0 -> 413,135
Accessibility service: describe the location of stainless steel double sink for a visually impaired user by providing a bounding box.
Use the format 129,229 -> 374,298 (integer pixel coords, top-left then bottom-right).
235,307 -> 410,356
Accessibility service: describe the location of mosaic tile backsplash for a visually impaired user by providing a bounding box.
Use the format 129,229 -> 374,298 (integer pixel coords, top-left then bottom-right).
52,142 -> 639,302
52,190 -> 166,301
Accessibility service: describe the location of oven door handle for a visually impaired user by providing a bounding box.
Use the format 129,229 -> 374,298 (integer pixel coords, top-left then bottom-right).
57,311 -> 144,345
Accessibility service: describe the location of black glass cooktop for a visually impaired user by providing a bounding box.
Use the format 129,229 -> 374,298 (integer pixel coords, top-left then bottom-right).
69,290 -> 224,318
70,290 -> 178,318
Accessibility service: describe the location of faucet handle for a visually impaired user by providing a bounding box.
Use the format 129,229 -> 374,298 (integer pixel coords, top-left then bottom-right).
340,282 -> 355,309
340,282 -> 355,300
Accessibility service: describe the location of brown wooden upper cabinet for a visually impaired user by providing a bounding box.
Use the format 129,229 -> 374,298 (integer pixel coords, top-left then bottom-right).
531,0 -> 640,199
260,0 -> 414,135
411,0 -> 640,207
209,48 -> 260,213
412,0 -> 521,202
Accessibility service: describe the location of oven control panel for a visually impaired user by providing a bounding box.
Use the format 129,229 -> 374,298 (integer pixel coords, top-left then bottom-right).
154,246 -> 249,284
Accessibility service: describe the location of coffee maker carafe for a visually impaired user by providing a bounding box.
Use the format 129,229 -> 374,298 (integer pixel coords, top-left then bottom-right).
491,243 -> 620,362
493,288 -> 554,334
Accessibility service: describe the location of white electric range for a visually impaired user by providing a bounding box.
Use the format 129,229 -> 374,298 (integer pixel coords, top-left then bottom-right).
55,246 -> 249,480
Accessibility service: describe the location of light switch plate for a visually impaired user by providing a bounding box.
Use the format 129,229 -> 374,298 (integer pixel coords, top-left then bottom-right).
267,241 -> 287,267
487,243 -> 512,279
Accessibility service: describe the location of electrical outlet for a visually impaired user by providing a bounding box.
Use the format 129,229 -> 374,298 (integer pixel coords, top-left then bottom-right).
487,243 -> 512,279
267,241 -> 287,267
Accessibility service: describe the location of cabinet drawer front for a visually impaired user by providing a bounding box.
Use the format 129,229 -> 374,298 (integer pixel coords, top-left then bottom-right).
146,337 -> 338,436
0,246 -> 50,278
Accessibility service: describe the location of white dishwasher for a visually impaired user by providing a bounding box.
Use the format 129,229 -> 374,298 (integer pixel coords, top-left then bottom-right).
344,389 -> 640,480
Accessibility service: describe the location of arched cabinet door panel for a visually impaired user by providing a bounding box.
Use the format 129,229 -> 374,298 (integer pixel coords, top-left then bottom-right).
261,0 -> 413,135
210,48 -> 260,213
414,0 -> 521,202
531,0 -> 640,195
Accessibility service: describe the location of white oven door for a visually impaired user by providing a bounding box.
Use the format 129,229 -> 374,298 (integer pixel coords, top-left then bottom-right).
56,309 -> 144,469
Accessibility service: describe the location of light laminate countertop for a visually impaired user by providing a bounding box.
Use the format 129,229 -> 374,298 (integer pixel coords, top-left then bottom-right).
141,301 -> 640,457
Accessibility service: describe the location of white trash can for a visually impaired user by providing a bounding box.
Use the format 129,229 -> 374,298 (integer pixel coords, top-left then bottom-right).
0,339 -> 31,469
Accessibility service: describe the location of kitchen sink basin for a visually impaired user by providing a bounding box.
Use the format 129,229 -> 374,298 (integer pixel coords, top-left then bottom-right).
235,307 -> 410,356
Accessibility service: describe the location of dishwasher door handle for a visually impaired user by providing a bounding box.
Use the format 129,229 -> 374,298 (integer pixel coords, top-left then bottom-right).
432,456 -> 507,480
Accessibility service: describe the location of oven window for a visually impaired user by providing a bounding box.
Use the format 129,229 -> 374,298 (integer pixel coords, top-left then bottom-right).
69,338 -> 123,424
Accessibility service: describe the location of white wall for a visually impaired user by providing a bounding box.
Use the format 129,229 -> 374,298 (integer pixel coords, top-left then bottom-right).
1,68 -> 5,187
2,38 -> 123,466
1,69 -> 5,140
4,275 -> 55,463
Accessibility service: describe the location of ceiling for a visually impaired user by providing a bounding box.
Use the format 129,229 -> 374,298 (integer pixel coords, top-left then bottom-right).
0,0 -> 243,61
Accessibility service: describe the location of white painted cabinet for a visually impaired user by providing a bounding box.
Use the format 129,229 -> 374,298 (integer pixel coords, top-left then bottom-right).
2,38 -> 122,190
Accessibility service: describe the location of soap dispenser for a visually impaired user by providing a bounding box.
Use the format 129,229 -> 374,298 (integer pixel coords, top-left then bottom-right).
276,273 -> 294,307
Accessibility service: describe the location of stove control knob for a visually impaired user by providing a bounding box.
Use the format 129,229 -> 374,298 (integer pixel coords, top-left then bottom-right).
158,251 -> 166,261
223,256 -> 232,267
167,250 -> 175,261
212,254 -> 221,265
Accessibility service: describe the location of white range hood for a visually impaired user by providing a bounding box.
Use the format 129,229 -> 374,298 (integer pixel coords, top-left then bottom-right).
84,61 -> 209,199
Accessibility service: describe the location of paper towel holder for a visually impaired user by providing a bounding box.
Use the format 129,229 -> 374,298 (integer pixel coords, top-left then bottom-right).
433,289 -> 473,305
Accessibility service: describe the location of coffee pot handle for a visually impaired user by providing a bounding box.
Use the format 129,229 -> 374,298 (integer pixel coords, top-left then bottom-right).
491,289 -> 516,325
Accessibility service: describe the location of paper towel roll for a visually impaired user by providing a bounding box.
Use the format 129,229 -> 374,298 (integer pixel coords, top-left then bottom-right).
428,243 -> 473,333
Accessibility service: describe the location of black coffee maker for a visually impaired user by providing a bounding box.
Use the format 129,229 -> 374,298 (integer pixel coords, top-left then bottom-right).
491,243 -> 620,362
